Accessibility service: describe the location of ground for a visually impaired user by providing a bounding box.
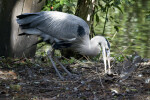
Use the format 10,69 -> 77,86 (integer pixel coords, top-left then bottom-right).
0,56 -> 150,100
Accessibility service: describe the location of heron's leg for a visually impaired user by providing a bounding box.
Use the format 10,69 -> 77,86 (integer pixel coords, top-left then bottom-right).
54,57 -> 72,76
47,49 -> 64,80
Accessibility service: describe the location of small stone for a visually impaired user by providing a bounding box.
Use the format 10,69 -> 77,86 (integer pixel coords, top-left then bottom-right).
81,81 -> 85,84
138,74 -> 143,77
145,78 -> 150,83
73,87 -> 78,91
66,87 -> 69,90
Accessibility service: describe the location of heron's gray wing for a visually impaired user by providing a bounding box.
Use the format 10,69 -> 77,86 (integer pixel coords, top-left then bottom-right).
17,11 -> 90,40
38,11 -> 90,39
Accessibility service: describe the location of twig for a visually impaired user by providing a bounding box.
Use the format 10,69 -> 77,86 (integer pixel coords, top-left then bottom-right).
102,6 -> 109,35
120,55 -> 141,82
96,67 -> 104,88
112,31 -> 117,40
111,43 -> 128,61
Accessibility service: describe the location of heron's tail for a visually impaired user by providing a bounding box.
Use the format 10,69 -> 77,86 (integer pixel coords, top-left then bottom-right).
16,12 -> 44,36
16,13 -> 39,29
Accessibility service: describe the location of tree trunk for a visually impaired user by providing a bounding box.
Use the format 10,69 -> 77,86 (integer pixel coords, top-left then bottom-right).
75,0 -> 95,27
0,0 -> 45,58
75,0 -> 90,22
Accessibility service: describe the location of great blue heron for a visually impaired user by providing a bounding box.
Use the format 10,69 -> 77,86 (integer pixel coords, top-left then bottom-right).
16,11 -> 111,80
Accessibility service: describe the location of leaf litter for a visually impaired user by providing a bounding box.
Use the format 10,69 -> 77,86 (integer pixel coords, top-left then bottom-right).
0,55 -> 150,100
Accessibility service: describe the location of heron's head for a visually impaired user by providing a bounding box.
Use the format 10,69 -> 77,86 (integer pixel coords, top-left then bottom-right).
91,36 -> 110,56
99,37 -> 110,57
91,36 -> 111,73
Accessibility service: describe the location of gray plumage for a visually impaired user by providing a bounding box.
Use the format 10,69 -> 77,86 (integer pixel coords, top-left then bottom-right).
17,11 -> 111,79
17,11 -> 92,52
17,11 -> 89,41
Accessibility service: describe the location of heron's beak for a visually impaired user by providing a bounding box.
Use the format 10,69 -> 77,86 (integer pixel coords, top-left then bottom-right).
102,47 -> 111,74
106,49 -> 111,74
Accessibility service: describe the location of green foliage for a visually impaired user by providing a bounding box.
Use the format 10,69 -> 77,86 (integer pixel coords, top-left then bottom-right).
114,25 -> 119,32
61,57 -> 76,64
146,14 -> 150,21
42,0 -> 76,13
145,11 -> 150,21
112,54 -> 125,62
10,84 -> 21,91
0,57 -> 34,69
94,0 -> 132,35
112,54 -> 138,63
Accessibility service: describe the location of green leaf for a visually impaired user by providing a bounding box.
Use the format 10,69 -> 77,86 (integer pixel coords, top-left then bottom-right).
54,3 -> 61,9
125,0 -> 132,5
110,16 -> 114,19
114,20 -> 119,24
44,6 -> 50,11
66,3 -> 75,7
113,0 -> 121,6
60,0 -> 64,5
146,14 -> 150,21
114,5 -> 123,14
95,5 -> 99,10
96,14 -> 99,23
114,26 -> 119,32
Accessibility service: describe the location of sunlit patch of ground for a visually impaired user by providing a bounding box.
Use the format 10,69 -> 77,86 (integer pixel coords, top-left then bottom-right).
0,57 -> 150,100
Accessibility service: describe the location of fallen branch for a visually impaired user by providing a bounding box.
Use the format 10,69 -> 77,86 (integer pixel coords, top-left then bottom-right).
120,54 -> 141,82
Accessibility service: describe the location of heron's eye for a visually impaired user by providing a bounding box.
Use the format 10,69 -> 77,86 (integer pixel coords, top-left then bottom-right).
106,48 -> 109,51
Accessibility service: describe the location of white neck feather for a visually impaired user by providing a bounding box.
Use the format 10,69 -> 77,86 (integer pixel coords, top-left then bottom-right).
76,36 -> 102,56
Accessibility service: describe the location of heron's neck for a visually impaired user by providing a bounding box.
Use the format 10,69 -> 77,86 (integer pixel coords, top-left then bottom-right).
76,36 -> 101,56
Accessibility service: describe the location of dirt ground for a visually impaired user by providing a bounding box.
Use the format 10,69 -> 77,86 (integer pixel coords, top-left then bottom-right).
0,56 -> 150,100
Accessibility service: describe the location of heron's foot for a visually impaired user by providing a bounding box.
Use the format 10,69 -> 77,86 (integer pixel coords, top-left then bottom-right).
65,73 -> 80,80
61,65 -> 72,77
104,69 -> 109,74
48,57 -> 64,80
54,57 -> 73,76
104,69 -> 112,75
107,69 -> 112,74
50,58 -> 73,80
58,74 -> 65,80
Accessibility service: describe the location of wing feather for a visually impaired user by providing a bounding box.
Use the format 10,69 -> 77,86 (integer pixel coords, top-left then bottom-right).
32,11 -> 89,39
17,11 -> 90,44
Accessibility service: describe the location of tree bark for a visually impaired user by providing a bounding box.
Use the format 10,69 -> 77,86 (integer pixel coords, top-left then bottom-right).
75,0 -> 90,22
0,0 -> 45,58
75,0 -> 95,27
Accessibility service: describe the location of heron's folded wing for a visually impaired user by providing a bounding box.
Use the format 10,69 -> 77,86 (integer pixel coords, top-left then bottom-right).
23,11 -> 90,40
